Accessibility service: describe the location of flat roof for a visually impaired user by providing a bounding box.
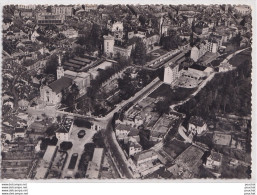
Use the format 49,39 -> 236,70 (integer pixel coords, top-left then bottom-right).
43,145 -> 57,163
94,61 -> 112,70
189,63 -> 207,71
73,56 -> 91,64
69,59 -> 86,66
63,62 -> 81,69
92,148 -> 104,167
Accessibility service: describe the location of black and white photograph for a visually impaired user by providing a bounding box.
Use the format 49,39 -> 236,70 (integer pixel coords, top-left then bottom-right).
1,3 -> 254,182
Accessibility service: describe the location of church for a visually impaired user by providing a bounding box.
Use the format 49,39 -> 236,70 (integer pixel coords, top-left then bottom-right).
40,56 -> 91,106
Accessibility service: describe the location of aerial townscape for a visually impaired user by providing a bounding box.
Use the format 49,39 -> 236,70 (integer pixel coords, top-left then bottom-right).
1,4 -> 252,180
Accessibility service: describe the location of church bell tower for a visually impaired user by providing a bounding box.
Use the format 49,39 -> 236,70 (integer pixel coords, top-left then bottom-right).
57,55 -> 64,79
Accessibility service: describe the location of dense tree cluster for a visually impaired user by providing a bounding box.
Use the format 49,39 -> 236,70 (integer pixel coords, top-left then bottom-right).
61,83 -> 80,111
87,57 -> 131,99
76,23 -> 102,54
160,29 -> 182,50
177,54 -> 252,120
44,54 -> 58,76
131,38 -> 147,65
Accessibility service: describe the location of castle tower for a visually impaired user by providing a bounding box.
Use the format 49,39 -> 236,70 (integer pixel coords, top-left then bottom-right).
57,55 -> 64,79
103,35 -> 114,57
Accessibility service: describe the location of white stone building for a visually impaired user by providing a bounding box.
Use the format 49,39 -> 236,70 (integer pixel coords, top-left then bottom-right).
163,63 -> 180,85
188,116 -> 207,135
55,118 -> 73,141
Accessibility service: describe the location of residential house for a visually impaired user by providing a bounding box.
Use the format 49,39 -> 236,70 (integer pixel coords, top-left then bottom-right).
128,140 -> 142,156
36,13 -> 65,25
31,30 -> 40,42
229,159 -> 238,167
219,62 -> 234,72
188,116 -> 207,135
13,127 -> 26,138
107,21 -> 124,40
204,151 -> 222,177
84,4 -> 98,11
194,21 -> 209,35
115,124 -> 138,141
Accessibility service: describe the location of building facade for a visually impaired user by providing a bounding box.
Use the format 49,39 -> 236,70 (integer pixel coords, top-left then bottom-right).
163,63 -> 180,85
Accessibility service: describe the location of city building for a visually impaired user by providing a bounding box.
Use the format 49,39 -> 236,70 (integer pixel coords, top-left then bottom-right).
219,62 -> 234,72
84,4 -> 98,11
234,5 -> 251,15
55,118 -> 74,141
52,6 -> 73,17
103,35 -> 115,56
36,13 -> 65,25
163,62 -> 180,85
190,41 -> 208,62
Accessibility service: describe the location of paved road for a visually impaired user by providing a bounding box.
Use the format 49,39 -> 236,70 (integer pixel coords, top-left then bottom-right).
102,119 -> 134,179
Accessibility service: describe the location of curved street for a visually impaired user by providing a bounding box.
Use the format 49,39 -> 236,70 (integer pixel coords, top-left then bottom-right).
102,119 -> 134,179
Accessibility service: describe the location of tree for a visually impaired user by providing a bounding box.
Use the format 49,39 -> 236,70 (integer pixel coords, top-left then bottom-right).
45,124 -> 58,137
162,30 -> 182,50
60,141 -> 73,151
139,15 -> 147,26
74,45 -> 86,57
46,6 -> 52,13
45,54 -> 58,76
74,118 -> 92,128
133,39 -> 147,65
62,83 -> 79,110
89,23 -> 101,49
155,99 -> 170,115
231,33 -> 242,47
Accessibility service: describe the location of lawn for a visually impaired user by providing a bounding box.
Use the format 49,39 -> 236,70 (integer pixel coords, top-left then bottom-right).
149,83 -> 196,103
